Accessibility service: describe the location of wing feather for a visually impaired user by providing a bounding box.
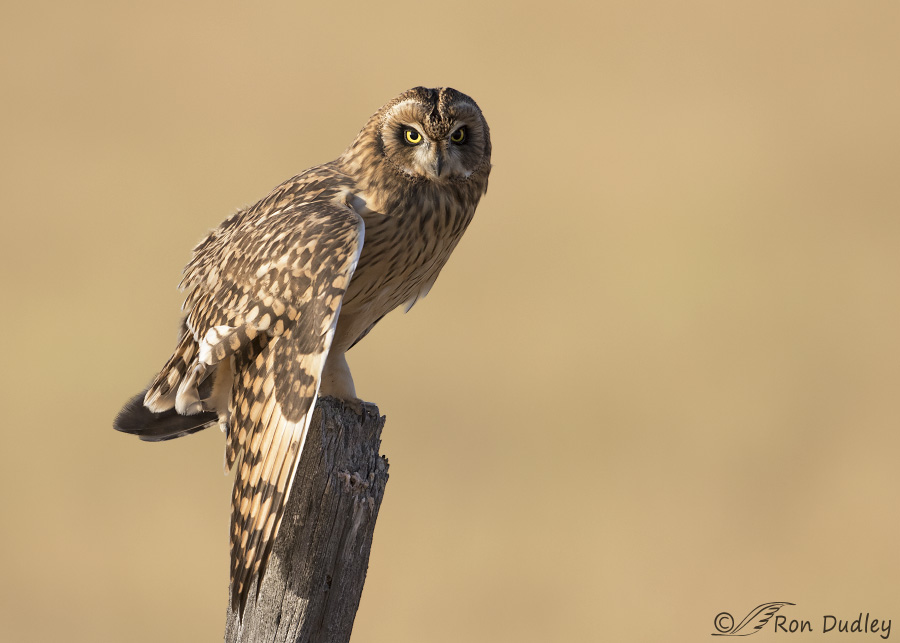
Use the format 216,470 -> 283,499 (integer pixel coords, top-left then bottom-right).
145,170 -> 362,615
172,190 -> 364,615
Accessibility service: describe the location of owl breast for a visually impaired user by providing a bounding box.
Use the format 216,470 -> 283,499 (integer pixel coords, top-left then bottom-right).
331,186 -> 476,353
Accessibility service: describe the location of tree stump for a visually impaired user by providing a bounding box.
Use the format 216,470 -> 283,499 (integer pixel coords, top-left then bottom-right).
224,396 -> 389,643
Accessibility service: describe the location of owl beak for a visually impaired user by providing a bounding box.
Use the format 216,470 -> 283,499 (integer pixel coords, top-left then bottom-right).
433,153 -> 444,178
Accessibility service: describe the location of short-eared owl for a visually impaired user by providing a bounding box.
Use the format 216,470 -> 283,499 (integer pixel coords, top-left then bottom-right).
114,87 -> 491,613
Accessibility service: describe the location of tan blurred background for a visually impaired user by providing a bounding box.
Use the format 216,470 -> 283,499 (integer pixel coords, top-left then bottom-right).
2,1 -> 899,641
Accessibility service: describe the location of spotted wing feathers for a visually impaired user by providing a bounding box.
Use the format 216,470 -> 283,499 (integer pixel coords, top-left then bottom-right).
143,324 -> 197,413
226,328 -> 326,612
171,190 -> 363,614
116,170 -> 362,616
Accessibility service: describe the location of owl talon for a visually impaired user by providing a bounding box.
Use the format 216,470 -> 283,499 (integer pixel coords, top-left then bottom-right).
344,397 -> 378,418
354,400 -> 379,418
319,395 -> 376,417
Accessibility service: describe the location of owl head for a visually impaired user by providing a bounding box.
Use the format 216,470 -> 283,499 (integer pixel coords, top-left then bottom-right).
374,87 -> 491,182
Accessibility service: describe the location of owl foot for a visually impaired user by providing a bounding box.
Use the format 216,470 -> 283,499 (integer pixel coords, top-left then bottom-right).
354,399 -> 380,418
319,395 -> 378,418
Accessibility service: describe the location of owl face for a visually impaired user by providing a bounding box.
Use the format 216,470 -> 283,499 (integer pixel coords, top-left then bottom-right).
378,87 -> 490,182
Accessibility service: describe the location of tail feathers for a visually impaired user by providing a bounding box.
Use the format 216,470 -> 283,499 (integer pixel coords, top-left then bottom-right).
114,388 -> 217,442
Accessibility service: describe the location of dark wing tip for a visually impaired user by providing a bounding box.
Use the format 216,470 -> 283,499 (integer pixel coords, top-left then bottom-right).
114,388 -> 217,442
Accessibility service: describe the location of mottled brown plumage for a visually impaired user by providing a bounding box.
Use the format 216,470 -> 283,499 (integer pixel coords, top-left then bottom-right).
114,87 -> 491,615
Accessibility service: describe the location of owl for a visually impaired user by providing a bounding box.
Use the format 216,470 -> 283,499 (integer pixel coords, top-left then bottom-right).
114,87 -> 491,614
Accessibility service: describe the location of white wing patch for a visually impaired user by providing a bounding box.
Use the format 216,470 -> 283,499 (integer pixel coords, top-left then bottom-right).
200,325 -> 237,364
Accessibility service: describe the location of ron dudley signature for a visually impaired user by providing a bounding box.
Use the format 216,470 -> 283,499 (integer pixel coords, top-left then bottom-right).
776,613 -> 891,639
713,603 -> 892,639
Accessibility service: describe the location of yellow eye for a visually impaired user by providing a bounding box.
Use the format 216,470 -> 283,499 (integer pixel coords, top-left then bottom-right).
404,128 -> 422,145
450,127 -> 466,144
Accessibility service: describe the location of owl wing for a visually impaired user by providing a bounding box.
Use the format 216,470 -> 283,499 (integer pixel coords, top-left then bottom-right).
171,192 -> 363,614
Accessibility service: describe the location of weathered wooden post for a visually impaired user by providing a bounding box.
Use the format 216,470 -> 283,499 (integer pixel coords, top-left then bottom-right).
224,397 -> 389,643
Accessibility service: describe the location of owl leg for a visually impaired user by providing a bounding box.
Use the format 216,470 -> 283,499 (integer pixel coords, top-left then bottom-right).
320,350 -> 357,400
319,351 -> 375,416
